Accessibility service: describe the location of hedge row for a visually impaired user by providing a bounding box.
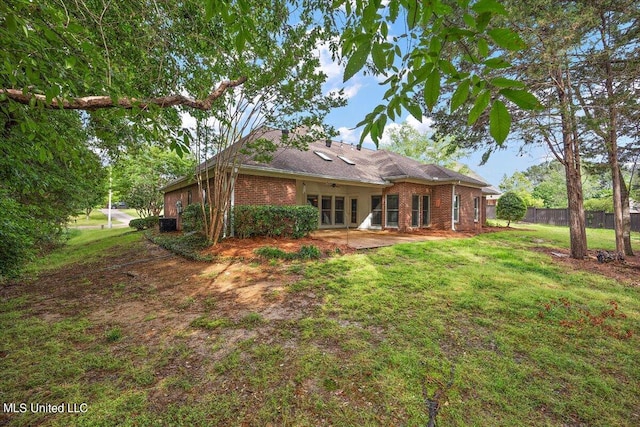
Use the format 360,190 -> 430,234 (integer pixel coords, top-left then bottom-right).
129,216 -> 159,231
180,204 -> 318,239
234,205 -> 318,239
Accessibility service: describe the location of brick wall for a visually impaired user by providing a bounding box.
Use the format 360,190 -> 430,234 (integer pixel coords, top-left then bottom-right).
455,186 -> 483,231
382,182 -> 433,231
234,174 -> 297,206
429,184 -> 452,230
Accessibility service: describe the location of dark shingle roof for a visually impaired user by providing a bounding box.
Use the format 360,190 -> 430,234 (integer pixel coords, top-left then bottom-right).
164,127 -> 491,190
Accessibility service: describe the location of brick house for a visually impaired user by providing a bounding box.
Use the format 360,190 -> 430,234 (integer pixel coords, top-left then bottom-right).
163,127 -> 494,232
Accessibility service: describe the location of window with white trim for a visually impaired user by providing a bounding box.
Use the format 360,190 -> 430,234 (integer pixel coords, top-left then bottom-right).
411,195 -> 420,227
422,195 -> 430,226
386,194 -> 399,227
453,194 -> 460,223
321,196 -> 332,225
335,197 -> 345,224
474,197 -> 480,222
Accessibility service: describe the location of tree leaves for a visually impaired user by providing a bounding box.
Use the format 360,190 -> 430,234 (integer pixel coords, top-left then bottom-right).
450,80 -> 470,113
488,28 -> 526,51
344,40 -> 371,82
489,99 -> 510,145
335,0 -> 536,145
500,89 -> 542,110
424,69 -> 441,112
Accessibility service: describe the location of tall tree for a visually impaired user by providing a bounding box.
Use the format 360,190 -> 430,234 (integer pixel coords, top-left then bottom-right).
384,121 -> 470,169
1,107 -> 106,277
184,2 -> 344,245
573,1 -> 640,256
113,147 -> 194,218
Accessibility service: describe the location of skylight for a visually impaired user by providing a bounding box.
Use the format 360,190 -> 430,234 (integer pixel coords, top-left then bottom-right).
314,151 -> 332,161
338,155 -> 355,165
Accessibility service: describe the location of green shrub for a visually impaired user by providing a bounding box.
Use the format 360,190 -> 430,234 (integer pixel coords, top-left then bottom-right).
254,245 -> 321,261
129,216 -> 159,231
0,193 -> 36,279
182,203 -> 207,233
298,245 -> 321,259
234,205 -> 318,239
496,192 -> 527,226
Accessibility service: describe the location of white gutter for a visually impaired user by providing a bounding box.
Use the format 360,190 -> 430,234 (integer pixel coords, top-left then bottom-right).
230,168 -> 237,237
452,184 -> 456,231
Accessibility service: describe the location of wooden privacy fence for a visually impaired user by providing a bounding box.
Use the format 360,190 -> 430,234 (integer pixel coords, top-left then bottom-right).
521,207 -> 640,232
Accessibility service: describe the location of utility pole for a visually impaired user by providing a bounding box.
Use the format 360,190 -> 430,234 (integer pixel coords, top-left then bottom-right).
107,167 -> 113,229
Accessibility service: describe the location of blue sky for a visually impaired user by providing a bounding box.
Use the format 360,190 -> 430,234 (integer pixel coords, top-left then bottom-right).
315,41 -> 551,188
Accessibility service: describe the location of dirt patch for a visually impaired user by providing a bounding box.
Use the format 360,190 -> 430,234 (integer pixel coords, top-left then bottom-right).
535,247 -> 640,286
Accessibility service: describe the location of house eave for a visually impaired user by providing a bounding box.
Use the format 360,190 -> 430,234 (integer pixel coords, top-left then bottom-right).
386,176 -> 487,188
162,163 -> 393,194
239,164 -> 392,188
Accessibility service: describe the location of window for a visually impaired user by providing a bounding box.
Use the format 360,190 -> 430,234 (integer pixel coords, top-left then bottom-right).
422,195 -> 430,226
335,197 -> 345,224
474,197 -> 480,222
453,194 -> 460,223
307,195 -> 318,208
350,198 -> 358,224
321,196 -> 332,225
411,195 -> 420,227
386,194 -> 399,227
371,195 -> 382,226
187,190 -> 193,205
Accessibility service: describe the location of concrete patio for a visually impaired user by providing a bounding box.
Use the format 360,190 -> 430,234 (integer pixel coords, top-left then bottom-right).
311,229 -> 467,250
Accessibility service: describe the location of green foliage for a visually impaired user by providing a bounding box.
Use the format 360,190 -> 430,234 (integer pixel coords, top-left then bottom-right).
234,205 -> 319,239
584,197 -> 614,213
113,147 -> 194,218
496,191 -> 527,226
128,216 -> 159,231
254,245 -> 321,260
182,203 -> 206,234
0,108 -> 107,278
146,231 -> 213,261
384,121 -> 469,168
105,327 -> 123,343
0,192 -> 36,279
335,0 -> 541,145
297,245 -> 322,259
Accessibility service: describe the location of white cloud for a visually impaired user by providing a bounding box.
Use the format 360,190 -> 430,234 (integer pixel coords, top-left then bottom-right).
315,38 -> 342,81
405,115 -> 434,134
337,115 -> 436,149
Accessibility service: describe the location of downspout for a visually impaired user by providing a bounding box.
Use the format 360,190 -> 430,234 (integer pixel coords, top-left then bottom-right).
452,184 -> 456,231
230,168 -> 237,238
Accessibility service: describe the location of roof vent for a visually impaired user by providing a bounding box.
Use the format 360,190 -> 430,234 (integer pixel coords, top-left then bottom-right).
314,151 -> 332,161
325,139 -> 332,148
356,145 -> 362,151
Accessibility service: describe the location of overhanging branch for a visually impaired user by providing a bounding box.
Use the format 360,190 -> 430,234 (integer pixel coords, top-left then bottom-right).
0,76 -> 248,111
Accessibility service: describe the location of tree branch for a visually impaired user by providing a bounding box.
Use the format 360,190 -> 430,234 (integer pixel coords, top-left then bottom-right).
0,76 -> 248,111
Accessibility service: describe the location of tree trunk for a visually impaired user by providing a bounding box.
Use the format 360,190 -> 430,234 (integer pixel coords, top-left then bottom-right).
620,169 -> 634,256
554,65 -> 588,259
601,32 -> 626,256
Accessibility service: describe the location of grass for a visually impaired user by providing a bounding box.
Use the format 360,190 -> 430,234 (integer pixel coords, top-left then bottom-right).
68,208 -> 140,227
2,224 -> 638,426
25,228 -> 141,275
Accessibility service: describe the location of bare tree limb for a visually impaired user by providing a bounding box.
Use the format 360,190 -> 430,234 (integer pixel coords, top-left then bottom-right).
0,76 -> 248,111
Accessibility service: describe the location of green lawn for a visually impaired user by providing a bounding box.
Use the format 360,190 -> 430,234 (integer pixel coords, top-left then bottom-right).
1,225 -> 638,426
68,209 -> 140,227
